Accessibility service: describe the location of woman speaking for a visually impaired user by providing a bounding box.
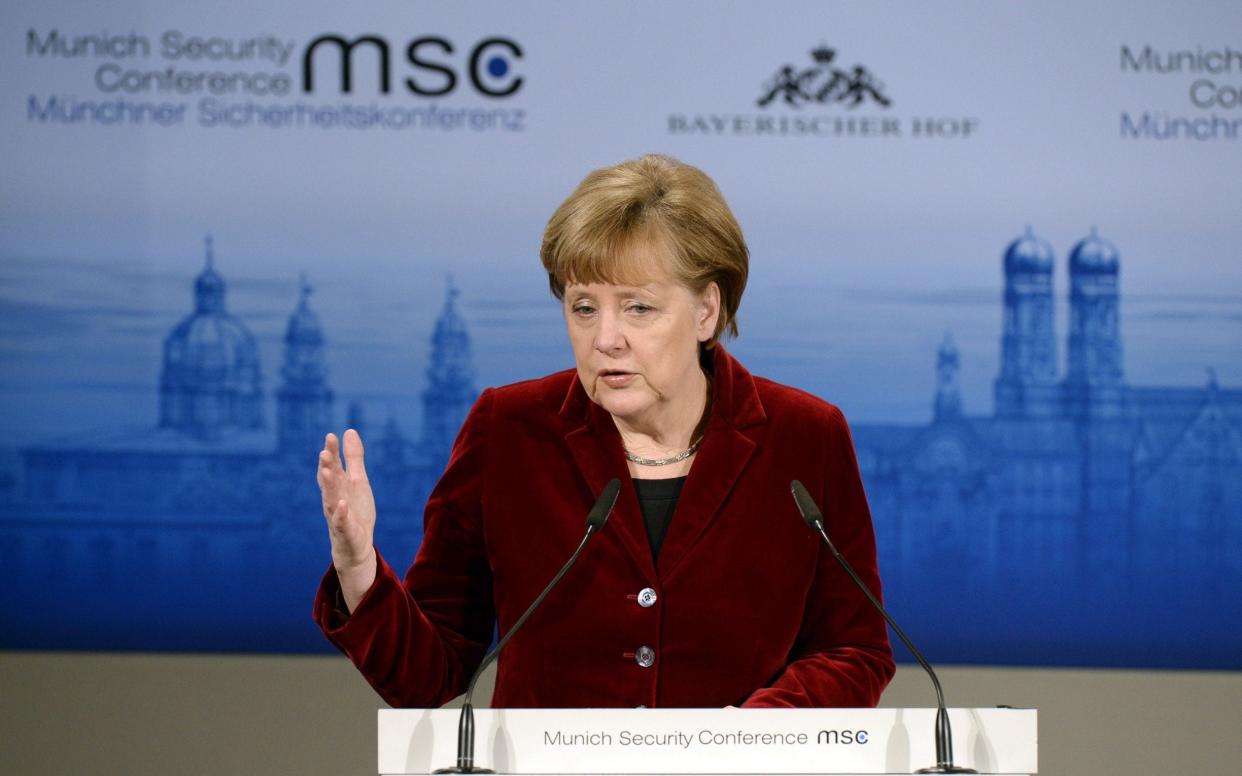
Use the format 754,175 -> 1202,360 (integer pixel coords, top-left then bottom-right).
314,154 -> 894,708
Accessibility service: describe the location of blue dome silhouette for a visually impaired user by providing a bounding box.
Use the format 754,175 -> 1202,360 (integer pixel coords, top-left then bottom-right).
1004,226 -> 1054,274
165,313 -> 260,386
159,237 -> 263,437
1069,228 -> 1119,274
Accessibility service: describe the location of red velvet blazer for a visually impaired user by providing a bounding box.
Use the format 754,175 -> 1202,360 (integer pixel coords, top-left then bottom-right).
314,346 -> 894,708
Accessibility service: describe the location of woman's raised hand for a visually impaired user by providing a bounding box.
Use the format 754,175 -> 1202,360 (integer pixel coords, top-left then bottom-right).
318,429 -> 378,612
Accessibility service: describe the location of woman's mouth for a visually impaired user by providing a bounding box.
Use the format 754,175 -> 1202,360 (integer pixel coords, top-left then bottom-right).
599,370 -> 635,388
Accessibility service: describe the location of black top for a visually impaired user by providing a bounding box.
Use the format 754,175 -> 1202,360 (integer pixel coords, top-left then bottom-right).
632,476 -> 687,561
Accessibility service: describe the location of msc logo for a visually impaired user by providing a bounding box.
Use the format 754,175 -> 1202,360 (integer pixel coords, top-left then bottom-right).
302,34 -> 523,97
758,45 -> 890,109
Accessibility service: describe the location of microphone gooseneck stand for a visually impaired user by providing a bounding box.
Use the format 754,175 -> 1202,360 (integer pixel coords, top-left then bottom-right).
434,478 -> 622,774
790,480 -> 976,774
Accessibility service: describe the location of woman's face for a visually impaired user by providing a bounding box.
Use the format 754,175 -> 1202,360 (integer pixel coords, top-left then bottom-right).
563,247 -> 720,428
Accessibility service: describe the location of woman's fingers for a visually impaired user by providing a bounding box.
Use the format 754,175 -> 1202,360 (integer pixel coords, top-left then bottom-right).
318,431 -> 375,556
316,450 -> 333,485
322,433 -> 339,469
342,428 -> 367,480
317,452 -> 338,503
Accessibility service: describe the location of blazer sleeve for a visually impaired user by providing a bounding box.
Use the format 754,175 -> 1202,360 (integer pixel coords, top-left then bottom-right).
312,389 -> 497,708
742,405 -> 895,707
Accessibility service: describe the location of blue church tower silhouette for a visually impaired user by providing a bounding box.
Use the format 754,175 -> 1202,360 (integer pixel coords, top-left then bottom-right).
934,334 -> 963,422
1064,228 -> 1125,416
420,280 -> 477,467
277,275 -> 334,458
995,227 -> 1058,418
366,279 -> 479,540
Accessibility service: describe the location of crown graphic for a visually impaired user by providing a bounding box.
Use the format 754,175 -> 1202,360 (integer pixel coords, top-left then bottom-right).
810,45 -> 836,63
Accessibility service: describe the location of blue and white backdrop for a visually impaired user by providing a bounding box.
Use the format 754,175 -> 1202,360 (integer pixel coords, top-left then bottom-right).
2,1 -> 1239,668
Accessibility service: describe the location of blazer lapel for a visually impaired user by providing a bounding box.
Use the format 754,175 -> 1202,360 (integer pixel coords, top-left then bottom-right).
655,425 -> 757,580
657,346 -> 766,581
562,387 -> 657,578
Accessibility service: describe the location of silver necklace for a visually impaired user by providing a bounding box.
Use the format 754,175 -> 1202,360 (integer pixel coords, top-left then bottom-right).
624,437 -> 703,466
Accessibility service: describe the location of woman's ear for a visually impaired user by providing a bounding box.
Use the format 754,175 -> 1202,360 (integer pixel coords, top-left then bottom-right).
697,282 -> 722,342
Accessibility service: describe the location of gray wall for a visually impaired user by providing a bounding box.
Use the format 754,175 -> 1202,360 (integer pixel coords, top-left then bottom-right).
2,652 -> 1238,775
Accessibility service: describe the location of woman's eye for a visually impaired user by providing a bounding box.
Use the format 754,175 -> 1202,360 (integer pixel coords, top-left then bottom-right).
627,304 -> 653,315
571,304 -> 596,316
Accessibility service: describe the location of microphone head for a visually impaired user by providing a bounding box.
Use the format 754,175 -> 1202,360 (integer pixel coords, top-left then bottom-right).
586,478 -> 621,531
789,480 -> 824,529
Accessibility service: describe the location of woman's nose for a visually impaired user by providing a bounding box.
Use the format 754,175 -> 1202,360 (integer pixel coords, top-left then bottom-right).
593,312 -> 626,354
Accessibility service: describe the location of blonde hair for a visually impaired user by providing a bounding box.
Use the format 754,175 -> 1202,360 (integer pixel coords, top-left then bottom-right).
540,154 -> 749,344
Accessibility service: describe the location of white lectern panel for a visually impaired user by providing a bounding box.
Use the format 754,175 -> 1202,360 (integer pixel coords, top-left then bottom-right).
378,707 -> 1037,774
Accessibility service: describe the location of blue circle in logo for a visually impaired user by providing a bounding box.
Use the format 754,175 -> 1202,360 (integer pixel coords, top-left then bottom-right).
487,56 -> 509,78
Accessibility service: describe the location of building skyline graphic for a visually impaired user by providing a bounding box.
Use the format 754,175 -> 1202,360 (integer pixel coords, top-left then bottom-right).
1,230 -> 1238,666
851,228 -> 1241,667
2,238 -> 477,652
855,228 -> 1241,558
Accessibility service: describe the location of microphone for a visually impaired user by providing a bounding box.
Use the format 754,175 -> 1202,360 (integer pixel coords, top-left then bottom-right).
435,478 -> 622,773
790,480 -> 976,774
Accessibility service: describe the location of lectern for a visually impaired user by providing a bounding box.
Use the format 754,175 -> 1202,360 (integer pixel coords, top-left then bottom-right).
377,708 -> 1037,774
